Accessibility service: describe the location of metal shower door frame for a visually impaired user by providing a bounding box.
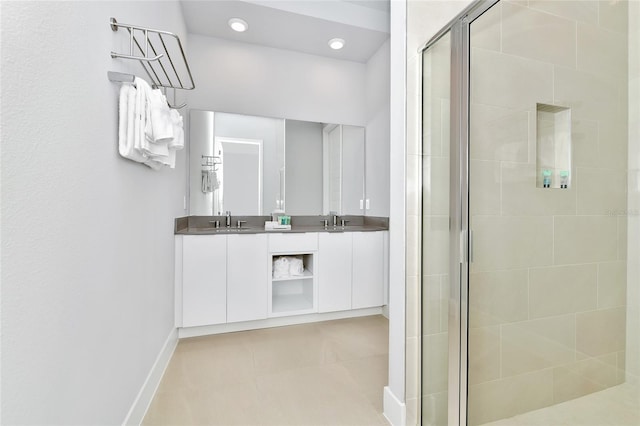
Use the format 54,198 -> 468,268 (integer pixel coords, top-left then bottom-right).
420,1 -> 500,425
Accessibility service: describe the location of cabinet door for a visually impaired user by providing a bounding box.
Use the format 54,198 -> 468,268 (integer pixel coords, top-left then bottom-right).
352,232 -> 384,309
227,234 -> 268,322
182,235 -> 227,327
318,232 -> 353,313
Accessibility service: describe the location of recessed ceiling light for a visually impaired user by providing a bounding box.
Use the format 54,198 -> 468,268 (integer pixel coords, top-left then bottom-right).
228,18 -> 248,32
328,38 -> 345,50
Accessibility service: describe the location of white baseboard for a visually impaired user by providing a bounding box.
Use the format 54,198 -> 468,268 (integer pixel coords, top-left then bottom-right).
122,328 -> 178,426
178,307 -> 383,338
382,304 -> 389,319
384,386 -> 407,426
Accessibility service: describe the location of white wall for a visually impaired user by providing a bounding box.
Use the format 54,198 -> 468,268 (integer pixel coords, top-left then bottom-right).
342,125 -> 367,215
365,39 -> 391,217
385,1 -> 408,425
1,1 -> 187,423
189,110 -> 215,215
188,34 -> 367,126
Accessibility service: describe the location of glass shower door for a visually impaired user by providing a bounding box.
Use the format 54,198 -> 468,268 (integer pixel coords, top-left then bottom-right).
421,31 -> 452,426
467,1 -> 631,425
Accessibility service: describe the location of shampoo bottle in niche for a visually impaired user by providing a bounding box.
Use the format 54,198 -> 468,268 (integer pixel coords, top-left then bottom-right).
560,170 -> 570,189
542,169 -> 552,188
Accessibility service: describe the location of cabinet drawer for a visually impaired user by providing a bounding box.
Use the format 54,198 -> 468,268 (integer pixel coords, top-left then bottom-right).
269,232 -> 318,253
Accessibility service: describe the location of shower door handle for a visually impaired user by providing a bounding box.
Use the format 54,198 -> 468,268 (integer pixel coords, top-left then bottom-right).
461,230 -> 474,263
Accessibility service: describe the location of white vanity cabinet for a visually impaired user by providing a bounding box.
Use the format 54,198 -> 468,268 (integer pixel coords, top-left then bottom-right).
227,234 -> 268,323
318,231 -> 386,313
318,232 -> 353,313
176,229 -> 387,334
181,235 -> 227,327
352,232 -> 385,309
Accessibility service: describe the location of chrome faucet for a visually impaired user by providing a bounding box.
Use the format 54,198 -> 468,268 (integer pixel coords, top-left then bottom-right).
330,211 -> 338,227
225,211 -> 231,227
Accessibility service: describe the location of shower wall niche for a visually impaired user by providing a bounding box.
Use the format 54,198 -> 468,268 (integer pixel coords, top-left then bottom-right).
536,103 -> 572,189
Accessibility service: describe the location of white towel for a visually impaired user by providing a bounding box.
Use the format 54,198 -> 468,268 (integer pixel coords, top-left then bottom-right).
147,89 -> 174,143
117,77 -> 185,170
118,84 -> 147,163
212,170 -> 219,189
168,109 -> 184,150
202,170 -> 211,193
133,78 -> 146,155
166,148 -> 177,169
272,257 -> 290,279
134,78 -> 170,161
289,256 -> 304,276
144,159 -> 163,170
165,109 -> 184,169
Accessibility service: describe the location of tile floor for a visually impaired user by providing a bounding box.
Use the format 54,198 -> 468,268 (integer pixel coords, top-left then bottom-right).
143,315 -> 390,426
482,382 -> 640,426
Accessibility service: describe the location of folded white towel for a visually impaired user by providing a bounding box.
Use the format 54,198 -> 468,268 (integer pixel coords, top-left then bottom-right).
134,79 -> 171,161
201,170 -> 211,193
167,148 -> 177,169
133,78 -> 147,155
147,89 -> 174,143
117,77 -> 185,170
201,170 -> 220,192
144,159 -> 163,170
168,109 -> 184,150
118,84 -> 147,164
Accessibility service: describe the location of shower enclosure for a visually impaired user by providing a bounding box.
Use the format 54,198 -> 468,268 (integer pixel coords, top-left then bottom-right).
420,0 -> 639,424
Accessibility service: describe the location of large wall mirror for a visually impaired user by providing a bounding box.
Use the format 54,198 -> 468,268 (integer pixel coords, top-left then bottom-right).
189,110 -> 365,216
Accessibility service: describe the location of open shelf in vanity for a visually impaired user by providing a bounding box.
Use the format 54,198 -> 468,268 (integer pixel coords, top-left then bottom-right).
269,252 -> 317,316
267,233 -> 319,317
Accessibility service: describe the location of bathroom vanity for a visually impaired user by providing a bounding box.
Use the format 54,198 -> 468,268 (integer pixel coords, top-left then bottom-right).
174,216 -> 388,337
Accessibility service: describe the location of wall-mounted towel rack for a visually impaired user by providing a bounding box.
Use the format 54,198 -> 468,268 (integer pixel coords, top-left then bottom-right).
108,17 -> 195,108
202,155 -> 222,171
108,71 -> 187,109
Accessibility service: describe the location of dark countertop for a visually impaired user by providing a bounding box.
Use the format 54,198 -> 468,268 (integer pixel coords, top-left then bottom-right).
175,215 -> 389,235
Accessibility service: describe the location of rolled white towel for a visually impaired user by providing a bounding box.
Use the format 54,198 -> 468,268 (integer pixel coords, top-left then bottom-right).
289,256 -> 304,276
272,256 -> 290,279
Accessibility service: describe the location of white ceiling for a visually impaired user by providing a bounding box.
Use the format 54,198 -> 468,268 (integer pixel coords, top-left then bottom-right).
179,0 -> 390,63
